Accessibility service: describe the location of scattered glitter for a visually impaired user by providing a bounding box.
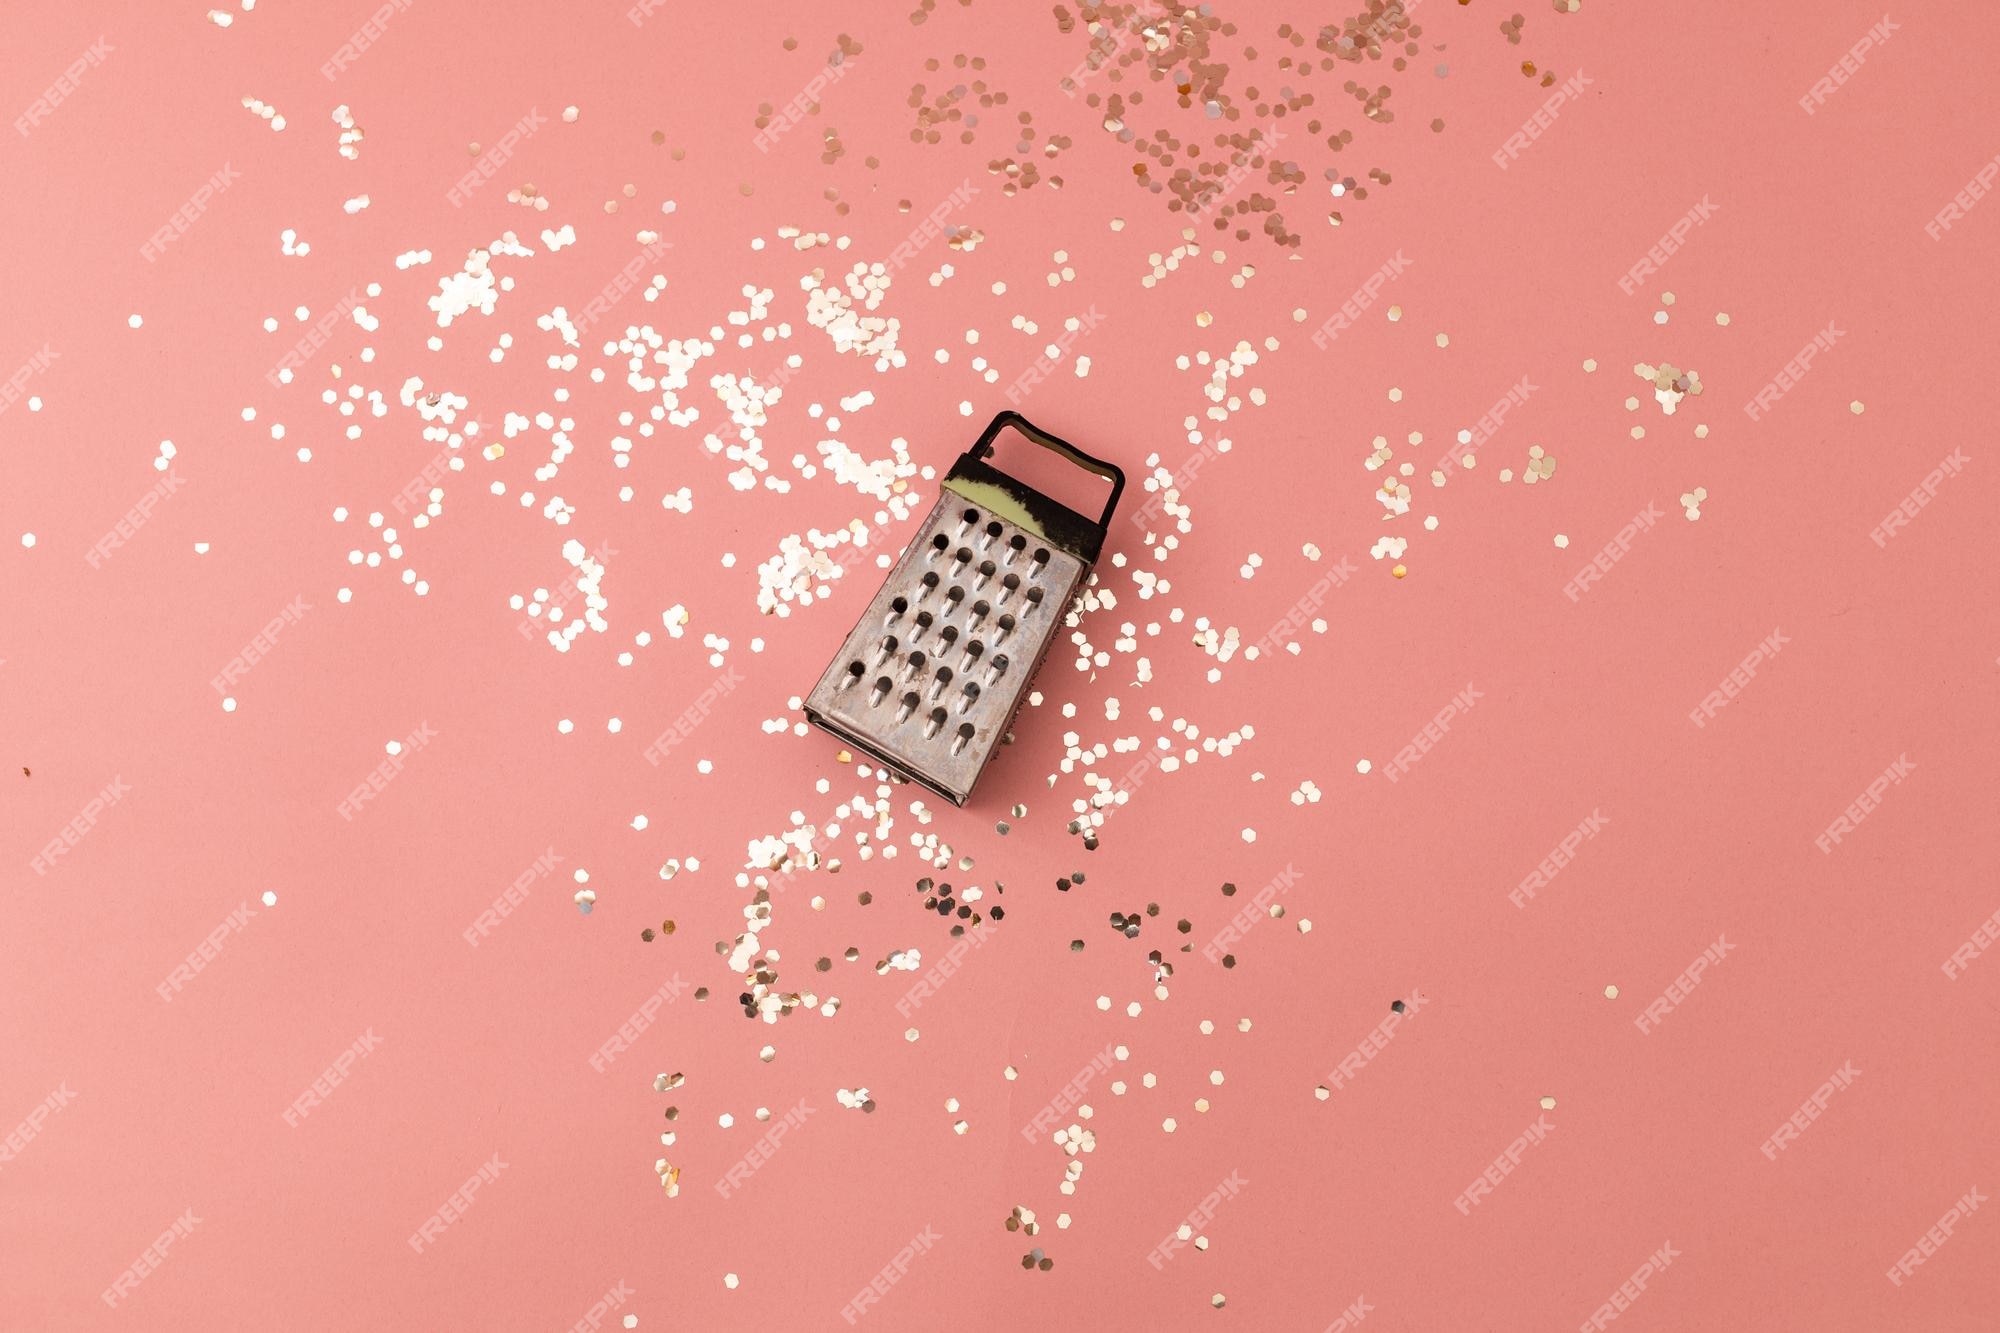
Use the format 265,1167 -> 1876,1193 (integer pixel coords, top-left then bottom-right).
1634,361 -> 1702,415
13,17 -> 1833,1309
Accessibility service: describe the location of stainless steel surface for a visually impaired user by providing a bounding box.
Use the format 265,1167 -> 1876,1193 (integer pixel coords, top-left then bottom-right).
804,486 -> 1088,806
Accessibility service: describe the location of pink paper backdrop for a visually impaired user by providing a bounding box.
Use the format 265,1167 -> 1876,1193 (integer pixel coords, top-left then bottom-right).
5,1 -> 1997,1329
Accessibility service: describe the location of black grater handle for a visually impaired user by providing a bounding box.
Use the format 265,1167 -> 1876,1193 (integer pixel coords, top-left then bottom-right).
971,411 -> 1125,536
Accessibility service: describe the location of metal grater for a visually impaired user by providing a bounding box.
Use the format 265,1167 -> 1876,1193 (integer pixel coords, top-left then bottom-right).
805,411 -> 1125,807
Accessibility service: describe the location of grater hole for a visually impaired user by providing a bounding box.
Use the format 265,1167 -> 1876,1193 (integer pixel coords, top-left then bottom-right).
1031,548 -> 1051,575
919,571 -> 940,596
876,635 -> 898,662
930,533 -> 950,554
889,596 -> 908,618
925,707 -> 948,738
959,681 -> 982,712
912,612 -> 933,640
977,559 -> 997,586
899,691 -> 921,722
962,508 -> 980,526
954,547 -> 973,567
1009,534 -> 1027,552
971,599 -> 990,622
1001,573 -> 1021,600
871,676 -> 893,706
963,640 -> 984,663
989,653 -> 1010,680
1026,586 -> 1045,606
951,721 -> 976,755
906,650 -> 927,676
847,661 -> 866,679
996,614 -> 1016,641
944,586 -> 964,612
930,665 -> 955,697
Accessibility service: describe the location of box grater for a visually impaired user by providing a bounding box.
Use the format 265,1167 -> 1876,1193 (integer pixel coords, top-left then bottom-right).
805,411 -> 1125,807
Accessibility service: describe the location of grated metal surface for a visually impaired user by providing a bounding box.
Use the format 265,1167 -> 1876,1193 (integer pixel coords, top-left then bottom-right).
804,488 -> 1087,806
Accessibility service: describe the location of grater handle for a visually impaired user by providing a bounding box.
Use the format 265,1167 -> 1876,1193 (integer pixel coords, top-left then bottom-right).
971,411 -> 1125,535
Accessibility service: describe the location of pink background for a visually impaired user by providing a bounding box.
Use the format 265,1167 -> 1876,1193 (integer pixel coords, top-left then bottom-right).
5,1 -> 1997,1329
